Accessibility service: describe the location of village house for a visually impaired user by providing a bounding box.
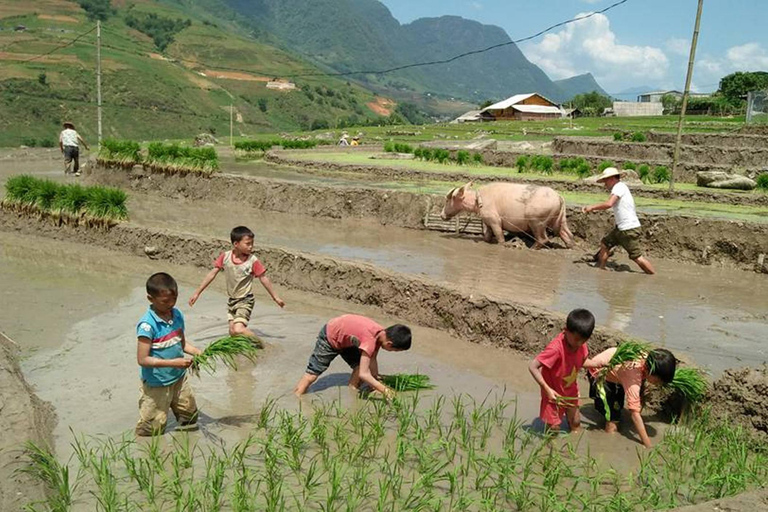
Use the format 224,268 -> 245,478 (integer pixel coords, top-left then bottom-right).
480,93 -> 563,121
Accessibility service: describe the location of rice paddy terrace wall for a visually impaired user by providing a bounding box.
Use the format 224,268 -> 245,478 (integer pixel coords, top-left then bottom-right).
88,164 -> 768,272
645,131 -> 768,149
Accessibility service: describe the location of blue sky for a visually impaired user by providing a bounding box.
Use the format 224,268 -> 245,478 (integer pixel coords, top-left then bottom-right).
378,0 -> 768,93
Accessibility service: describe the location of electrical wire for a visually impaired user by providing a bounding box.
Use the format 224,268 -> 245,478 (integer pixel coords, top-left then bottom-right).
19,26 -> 97,63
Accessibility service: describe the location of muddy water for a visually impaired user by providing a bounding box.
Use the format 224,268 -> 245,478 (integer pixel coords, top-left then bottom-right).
125,194 -> 768,375
1,231 -> 656,469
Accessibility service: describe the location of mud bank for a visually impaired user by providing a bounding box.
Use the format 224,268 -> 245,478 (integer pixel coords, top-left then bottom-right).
88,164 -> 768,272
671,489 -> 768,511
264,150 -> 768,208
0,209 -> 628,357
0,332 -> 56,510
709,365 -> 768,441
553,136 -> 768,172
646,131 -> 768,149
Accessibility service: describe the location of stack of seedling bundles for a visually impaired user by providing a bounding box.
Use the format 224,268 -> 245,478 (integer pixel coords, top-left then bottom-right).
144,142 -> 219,176
2,175 -> 128,228
97,139 -> 142,169
234,138 -> 320,158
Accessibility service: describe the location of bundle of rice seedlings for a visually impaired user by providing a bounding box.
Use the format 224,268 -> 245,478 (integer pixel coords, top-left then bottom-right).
594,340 -> 653,421
380,374 -> 435,392
191,335 -> 261,376
34,180 -> 60,212
98,139 -> 142,168
667,367 -> 708,404
3,175 -> 37,205
85,186 -> 128,227
145,142 -> 219,175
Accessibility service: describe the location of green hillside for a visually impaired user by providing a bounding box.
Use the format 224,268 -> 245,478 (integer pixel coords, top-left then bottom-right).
0,0 -> 385,146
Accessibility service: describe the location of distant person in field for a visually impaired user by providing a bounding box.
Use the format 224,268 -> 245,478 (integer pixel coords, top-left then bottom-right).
582,167 -> 656,275
294,314 -> 412,398
528,308 -> 595,433
135,272 -> 201,436
350,136 -> 360,146
189,226 -> 285,339
58,122 -> 89,176
338,133 -> 349,146
584,347 -> 677,448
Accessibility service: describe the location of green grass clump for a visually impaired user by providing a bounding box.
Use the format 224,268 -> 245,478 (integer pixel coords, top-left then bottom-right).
2,175 -> 128,226
380,374 -> 435,392
516,155 -> 529,173
638,164 -> 651,183
18,441 -> 73,512
668,367 -> 708,404
383,141 -> 395,152
145,142 -> 219,175
434,148 -> 450,164
598,160 -> 615,172
613,132 -> 624,141
622,161 -> 637,171
98,139 -> 142,168
471,152 -> 484,165
530,155 -> 554,174
653,166 -> 671,184
757,173 -> 768,191
631,132 -> 647,142
455,150 -> 470,165
393,142 -> 413,154
191,335 -> 261,376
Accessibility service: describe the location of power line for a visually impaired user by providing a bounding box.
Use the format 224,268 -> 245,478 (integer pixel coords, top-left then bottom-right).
285,0 -> 631,78
20,26 -> 97,63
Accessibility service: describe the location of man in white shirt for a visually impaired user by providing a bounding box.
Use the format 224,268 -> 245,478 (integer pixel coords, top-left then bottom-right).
582,167 -> 656,275
58,122 -> 89,176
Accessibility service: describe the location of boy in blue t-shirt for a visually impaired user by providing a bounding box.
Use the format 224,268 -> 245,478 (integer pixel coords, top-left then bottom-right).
135,272 -> 201,436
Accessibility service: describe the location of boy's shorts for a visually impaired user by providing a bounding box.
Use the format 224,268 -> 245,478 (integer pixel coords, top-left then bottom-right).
135,374 -> 198,436
601,226 -> 643,260
305,325 -> 361,376
540,391 -> 578,428
227,294 -> 255,325
588,373 -> 625,423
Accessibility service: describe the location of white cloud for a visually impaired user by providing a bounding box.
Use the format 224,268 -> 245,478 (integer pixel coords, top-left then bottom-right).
581,0 -> 603,4
665,38 -> 690,57
693,43 -> 768,91
469,1 -> 483,10
521,12 -> 668,90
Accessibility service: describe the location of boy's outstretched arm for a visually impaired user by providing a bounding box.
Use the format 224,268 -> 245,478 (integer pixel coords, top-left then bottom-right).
529,359 -> 560,402
137,338 -> 191,368
630,411 -> 652,448
258,275 -> 285,307
180,333 -> 202,357
189,268 -> 220,306
359,353 -> 392,398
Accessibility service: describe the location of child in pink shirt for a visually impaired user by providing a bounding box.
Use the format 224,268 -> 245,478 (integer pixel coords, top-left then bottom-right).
529,309 -> 595,432
584,347 -> 677,448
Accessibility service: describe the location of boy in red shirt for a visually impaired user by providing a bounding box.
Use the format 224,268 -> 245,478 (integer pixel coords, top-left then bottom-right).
528,309 -> 595,432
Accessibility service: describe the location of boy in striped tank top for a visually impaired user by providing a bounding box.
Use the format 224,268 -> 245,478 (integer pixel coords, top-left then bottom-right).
189,226 -> 285,339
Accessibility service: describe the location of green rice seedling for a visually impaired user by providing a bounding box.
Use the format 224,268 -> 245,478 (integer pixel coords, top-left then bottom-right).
145,142 -> 219,175
756,173 -> 768,191
234,140 -> 278,153
516,155 -> 529,173
598,160 -> 615,172
558,158 -> 574,173
472,152 -> 484,165
592,341 -> 652,421
653,166 -> 671,184
421,148 -> 434,161
631,132 -> 647,142
622,161 -> 637,171
668,367 -> 708,404
394,143 -> 414,154
383,141 -> 395,153
191,335 -> 261,375
381,373 -> 435,392
413,147 -> 424,160
638,164 -> 651,183
34,179 -> 60,211
4,174 -> 37,204
613,132 -> 624,141
53,184 -> 90,221
576,162 -> 592,179
18,441 -> 75,512
98,139 -> 142,168
434,149 -> 451,164
85,186 -> 128,226
455,150 -> 470,165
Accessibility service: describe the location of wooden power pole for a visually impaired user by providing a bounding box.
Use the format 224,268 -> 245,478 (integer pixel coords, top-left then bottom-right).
230,104 -> 234,147
670,0 -> 704,192
96,20 -> 102,146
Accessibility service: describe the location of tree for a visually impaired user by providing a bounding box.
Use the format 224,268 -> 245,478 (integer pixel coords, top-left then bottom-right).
661,93 -> 679,114
258,98 -> 268,113
718,71 -> 768,103
394,102 -> 427,125
479,99 -> 495,109
568,91 -> 612,116
76,0 -> 114,21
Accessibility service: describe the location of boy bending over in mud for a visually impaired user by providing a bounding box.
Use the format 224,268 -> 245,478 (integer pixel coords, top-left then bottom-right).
294,314 -> 412,398
189,226 -> 285,339
584,347 -> 677,448
529,308 -> 595,433
135,273 -> 201,436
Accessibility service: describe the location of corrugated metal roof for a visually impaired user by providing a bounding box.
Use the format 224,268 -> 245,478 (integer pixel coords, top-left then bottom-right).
512,105 -> 563,114
481,93 -> 536,112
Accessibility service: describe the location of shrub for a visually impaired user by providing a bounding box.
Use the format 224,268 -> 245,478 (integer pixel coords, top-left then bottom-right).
516,155 -> 529,173
22,137 -> 37,147
631,132 -> 647,142
576,162 -> 592,178
756,173 -> 768,191
622,161 -> 637,171
471,152 -> 484,165
653,166 -> 670,184
2,175 -> 128,226
434,149 -> 450,164
613,132 -> 623,141
39,138 -> 56,148
383,141 -> 395,153
598,160 -> 615,172
638,164 -> 651,184
455,150 -> 470,165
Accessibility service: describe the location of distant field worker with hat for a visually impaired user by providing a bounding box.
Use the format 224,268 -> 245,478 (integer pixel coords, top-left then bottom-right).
58,122 -> 89,176
582,167 -> 656,275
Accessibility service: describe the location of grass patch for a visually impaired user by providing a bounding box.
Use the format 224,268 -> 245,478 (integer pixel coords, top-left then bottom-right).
145,143 -> 219,175
2,175 -> 128,227
20,393 -> 768,510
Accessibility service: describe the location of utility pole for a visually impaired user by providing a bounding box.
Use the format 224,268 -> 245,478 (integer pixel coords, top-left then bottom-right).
670,0 -> 704,192
230,104 -> 234,147
96,20 -> 102,146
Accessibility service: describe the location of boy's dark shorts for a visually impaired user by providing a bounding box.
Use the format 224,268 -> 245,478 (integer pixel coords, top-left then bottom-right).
601,226 -> 643,260
588,373 -> 625,422
306,325 -> 361,375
